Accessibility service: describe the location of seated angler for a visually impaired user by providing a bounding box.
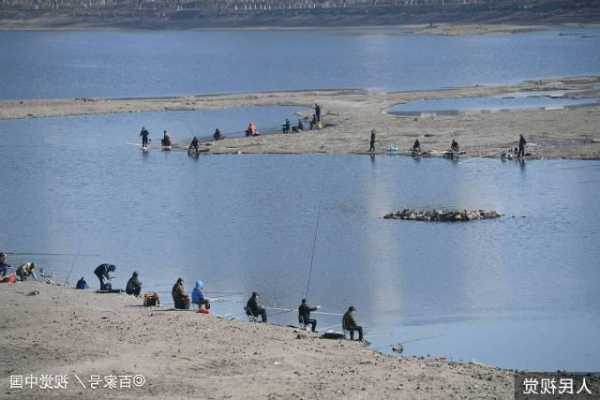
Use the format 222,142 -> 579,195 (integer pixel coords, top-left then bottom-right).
172,278 -> 191,310
192,280 -> 210,311
298,298 -> 319,332
450,139 -> 460,153
245,291 -> 267,323
126,271 -> 142,297
342,306 -> 364,341
213,128 -> 223,141
75,277 -> 88,289
0,252 -> 13,279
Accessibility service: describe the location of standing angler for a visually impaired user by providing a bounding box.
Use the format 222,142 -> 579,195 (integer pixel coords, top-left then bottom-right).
139,126 -> 150,148
518,134 -> 527,158
369,129 -> 376,153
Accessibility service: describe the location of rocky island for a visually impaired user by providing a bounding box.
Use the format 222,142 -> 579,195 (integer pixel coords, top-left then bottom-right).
384,208 -> 502,222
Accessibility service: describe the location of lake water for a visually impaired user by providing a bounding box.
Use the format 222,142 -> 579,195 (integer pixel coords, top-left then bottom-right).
1,112 -> 599,372
390,91 -> 600,115
1,28 -> 600,100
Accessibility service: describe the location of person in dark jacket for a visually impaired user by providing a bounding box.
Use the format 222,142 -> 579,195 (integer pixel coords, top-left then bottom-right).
518,134 -> 527,158
282,119 -> 291,134
369,129 -> 376,153
75,277 -> 88,290
315,104 -> 321,122
245,292 -> 267,322
342,306 -> 363,341
172,278 -> 190,309
161,130 -> 172,147
0,252 -> 12,278
126,271 -> 142,297
139,127 -> 150,147
412,139 -> 421,154
450,139 -> 459,153
298,298 -> 319,332
189,136 -> 199,152
213,128 -> 222,141
94,264 -> 116,290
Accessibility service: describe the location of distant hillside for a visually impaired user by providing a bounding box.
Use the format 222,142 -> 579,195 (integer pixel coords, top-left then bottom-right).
1,0 -> 599,28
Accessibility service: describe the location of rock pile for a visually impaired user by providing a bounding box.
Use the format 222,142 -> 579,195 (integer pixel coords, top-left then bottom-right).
384,208 -> 501,222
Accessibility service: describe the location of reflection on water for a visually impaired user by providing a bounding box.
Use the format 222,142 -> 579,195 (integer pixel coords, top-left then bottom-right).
1,115 -> 599,372
390,91 -> 599,115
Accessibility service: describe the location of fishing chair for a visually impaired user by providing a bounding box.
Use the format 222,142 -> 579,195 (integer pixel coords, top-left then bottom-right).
342,320 -> 350,339
244,306 -> 258,323
342,320 -> 357,340
298,315 -> 310,332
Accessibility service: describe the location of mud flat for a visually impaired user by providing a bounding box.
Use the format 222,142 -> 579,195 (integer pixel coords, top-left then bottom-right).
1,76 -> 600,159
0,282 -> 514,399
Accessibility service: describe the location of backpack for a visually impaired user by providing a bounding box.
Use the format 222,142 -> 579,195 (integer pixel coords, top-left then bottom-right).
143,292 -> 160,307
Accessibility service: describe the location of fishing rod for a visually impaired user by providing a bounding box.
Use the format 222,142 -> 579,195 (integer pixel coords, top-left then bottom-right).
397,334 -> 445,345
63,239 -> 82,287
5,251 -> 99,257
382,334 -> 445,353
266,306 -> 343,317
303,200 -> 322,299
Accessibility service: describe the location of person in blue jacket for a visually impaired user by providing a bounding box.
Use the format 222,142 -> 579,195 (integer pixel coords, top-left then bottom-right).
192,280 -> 210,310
75,277 -> 88,289
0,252 -> 12,278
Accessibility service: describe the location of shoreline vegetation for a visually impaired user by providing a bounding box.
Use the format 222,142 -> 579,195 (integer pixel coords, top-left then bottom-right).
2,76 -> 600,160
0,281 -> 515,399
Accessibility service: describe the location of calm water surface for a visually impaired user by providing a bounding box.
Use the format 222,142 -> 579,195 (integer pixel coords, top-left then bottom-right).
390,91 -> 600,114
1,113 -> 599,371
1,28 -> 600,99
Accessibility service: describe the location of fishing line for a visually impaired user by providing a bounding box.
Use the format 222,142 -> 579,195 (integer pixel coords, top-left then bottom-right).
382,334 -> 445,349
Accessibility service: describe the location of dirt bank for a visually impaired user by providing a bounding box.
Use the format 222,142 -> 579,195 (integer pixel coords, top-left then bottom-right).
0,282 -> 514,399
2,76 -> 600,159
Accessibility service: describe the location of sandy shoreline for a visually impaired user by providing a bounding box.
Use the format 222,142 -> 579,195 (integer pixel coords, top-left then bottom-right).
0,282 -> 514,399
2,76 -> 600,160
